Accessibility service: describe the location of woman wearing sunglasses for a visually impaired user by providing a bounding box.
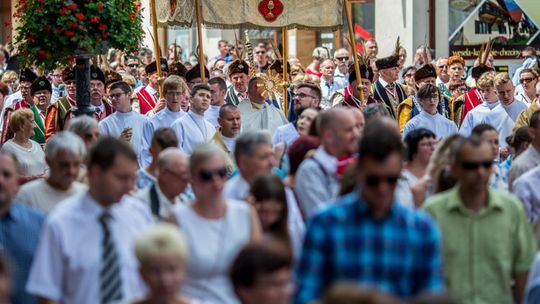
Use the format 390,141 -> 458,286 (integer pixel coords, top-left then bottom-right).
516,68 -> 539,106
174,143 -> 262,303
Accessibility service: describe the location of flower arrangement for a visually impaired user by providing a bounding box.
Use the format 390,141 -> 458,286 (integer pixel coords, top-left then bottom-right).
14,0 -> 144,70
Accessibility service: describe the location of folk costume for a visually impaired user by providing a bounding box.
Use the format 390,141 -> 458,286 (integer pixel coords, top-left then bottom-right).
330,59 -> 380,109
44,67 -> 76,141
372,55 -> 407,119
225,59 -> 250,106
135,59 -> 168,115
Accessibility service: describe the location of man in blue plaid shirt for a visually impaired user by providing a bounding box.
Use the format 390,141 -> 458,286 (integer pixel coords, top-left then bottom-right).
295,119 -> 444,303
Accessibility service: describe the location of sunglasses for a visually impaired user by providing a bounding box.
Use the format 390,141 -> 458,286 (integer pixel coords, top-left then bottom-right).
255,51 -> 266,55
520,77 -> 536,84
199,167 -> 227,182
336,56 -> 349,61
128,64 -> 138,68
460,161 -> 493,170
365,175 -> 400,188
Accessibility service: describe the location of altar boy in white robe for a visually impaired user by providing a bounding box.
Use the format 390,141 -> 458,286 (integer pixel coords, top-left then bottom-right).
171,83 -> 216,155
99,81 -> 148,159
459,71 -> 500,136
238,77 -> 287,135
139,75 -> 189,167
403,83 -> 458,140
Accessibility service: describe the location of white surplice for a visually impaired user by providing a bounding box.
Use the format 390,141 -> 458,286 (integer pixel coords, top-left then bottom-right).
487,100 -> 528,147
402,111 -> 458,140
459,101 -> 500,136
272,122 -> 299,146
238,99 -> 287,135
99,110 -> 148,159
171,111 -> 216,155
204,105 -> 221,128
139,107 -> 187,167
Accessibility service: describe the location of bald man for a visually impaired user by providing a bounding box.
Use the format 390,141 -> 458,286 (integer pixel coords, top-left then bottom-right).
295,108 -> 360,217
133,148 -> 191,220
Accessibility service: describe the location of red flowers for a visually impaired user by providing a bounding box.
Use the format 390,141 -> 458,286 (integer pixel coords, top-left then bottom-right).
69,21 -> 78,29
90,16 -> 99,23
59,7 -> 68,15
43,24 -> 50,32
129,13 -> 136,20
37,0 -> 45,3
64,31 -> 75,38
97,3 -> 104,9
38,49 -> 47,58
67,3 -> 77,9
76,13 -> 85,21
98,24 -> 106,31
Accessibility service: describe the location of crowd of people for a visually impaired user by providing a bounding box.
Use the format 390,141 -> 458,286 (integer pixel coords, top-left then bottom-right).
0,36 -> 540,304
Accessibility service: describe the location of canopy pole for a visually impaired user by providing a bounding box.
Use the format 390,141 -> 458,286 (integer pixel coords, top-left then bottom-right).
149,0 -> 164,99
344,0 -> 364,102
282,27 -> 288,116
195,0 -> 206,82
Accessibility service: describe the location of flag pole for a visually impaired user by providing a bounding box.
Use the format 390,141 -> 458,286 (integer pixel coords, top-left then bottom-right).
149,0 -> 164,99
282,27 -> 288,116
344,0 -> 364,102
195,0 -> 206,82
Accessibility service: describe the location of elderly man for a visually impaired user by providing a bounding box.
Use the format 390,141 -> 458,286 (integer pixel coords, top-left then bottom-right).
15,132 -> 87,212
238,77 -> 287,135
225,58 -> 250,106
223,131 -> 275,201
171,83 -> 216,155
45,67 -> 77,140
133,148 -> 190,220
0,151 -> 45,304
68,115 -> 100,148
319,59 -> 340,108
89,65 -> 115,121
373,53 -> 408,119
29,76 -> 52,144
364,38 -> 378,59
295,108 -> 359,217
211,104 -> 241,174
424,136 -> 535,304
333,48 -> 350,89
27,137 -> 154,304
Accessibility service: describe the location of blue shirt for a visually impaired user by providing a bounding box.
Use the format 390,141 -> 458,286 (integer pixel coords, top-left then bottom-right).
0,203 -> 45,304
294,192 -> 444,303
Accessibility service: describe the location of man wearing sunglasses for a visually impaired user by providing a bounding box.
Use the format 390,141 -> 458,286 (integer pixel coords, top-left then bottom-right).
296,120 -> 443,303
424,136 -> 535,304
333,48 -> 350,89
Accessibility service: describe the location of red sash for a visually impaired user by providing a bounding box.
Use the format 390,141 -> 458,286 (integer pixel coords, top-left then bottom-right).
136,87 -> 157,115
461,87 -> 481,121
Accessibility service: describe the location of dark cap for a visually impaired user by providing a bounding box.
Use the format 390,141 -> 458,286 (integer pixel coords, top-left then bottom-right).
414,64 -> 437,82
268,59 -> 290,75
31,76 -> 52,95
90,65 -> 105,84
228,59 -> 250,76
169,61 -> 188,78
19,68 -> 38,84
349,63 -> 374,83
104,70 -> 123,88
375,55 -> 400,70
471,65 -> 495,80
185,63 -> 210,82
62,66 -> 75,82
145,58 -> 169,75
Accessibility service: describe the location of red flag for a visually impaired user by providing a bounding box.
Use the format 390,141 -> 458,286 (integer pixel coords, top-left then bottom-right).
354,23 -> 373,40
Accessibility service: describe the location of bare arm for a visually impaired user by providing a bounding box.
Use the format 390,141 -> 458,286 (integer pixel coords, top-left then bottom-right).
514,271 -> 529,304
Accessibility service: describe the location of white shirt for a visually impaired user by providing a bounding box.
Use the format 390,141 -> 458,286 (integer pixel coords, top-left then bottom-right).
272,122 -> 299,147
26,192 -> 154,304
223,174 -> 250,201
1,139 -> 47,177
513,165 -> 540,223
402,111 -> 458,140
320,78 -> 339,108
284,187 -> 305,260
139,107 -> 186,167
15,179 -> 87,212
99,110 -> 148,159
488,100 -> 528,148
132,183 -> 191,219
237,99 -> 287,135
459,101 -> 500,136
204,105 -> 221,128
171,111 -> 216,155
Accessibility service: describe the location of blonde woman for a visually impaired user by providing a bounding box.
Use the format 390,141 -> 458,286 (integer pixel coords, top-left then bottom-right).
130,223 -> 201,304
1,108 -> 47,182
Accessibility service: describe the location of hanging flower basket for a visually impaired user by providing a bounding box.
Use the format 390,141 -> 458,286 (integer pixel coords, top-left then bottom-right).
14,0 -> 144,70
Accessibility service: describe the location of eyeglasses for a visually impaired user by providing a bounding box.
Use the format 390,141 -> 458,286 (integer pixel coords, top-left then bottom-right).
404,73 -> 415,78
365,174 -> 400,188
437,65 -> 448,69
255,51 -> 266,55
127,64 -> 138,68
199,167 -> 227,182
293,93 -> 316,99
460,160 -> 493,170
336,56 -> 349,61
109,92 -> 126,99
520,77 -> 536,84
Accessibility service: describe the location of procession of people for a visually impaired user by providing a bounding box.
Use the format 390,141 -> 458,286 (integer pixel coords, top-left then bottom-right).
1,20 -> 540,304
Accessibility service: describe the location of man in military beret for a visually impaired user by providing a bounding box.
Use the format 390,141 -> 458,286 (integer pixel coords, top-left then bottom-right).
1,68 -> 38,142
185,63 -> 210,89
397,63 -> 453,132
44,66 -> 77,140
330,61 -> 380,110
225,59 -> 250,106
90,65 -> 115,121
372,54 -> 408,119
135,58 -> 168,116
